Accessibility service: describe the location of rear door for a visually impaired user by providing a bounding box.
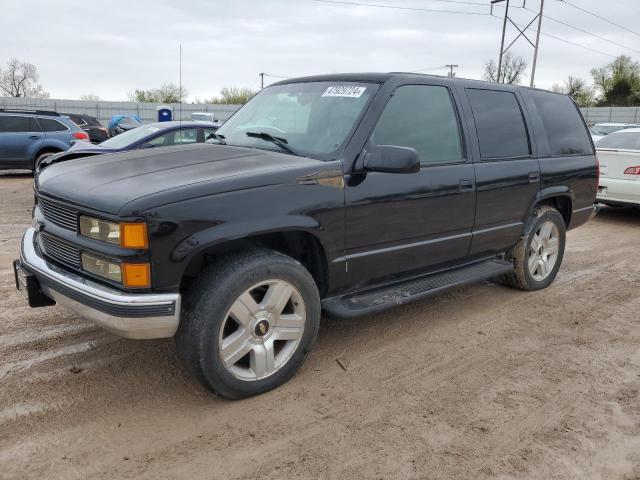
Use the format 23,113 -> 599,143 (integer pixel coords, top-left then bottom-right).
0,115 -> 43,168
460,87 -> 540,257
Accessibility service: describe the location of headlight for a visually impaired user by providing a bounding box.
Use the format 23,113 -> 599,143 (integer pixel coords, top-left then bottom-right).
79,216 -> 148,249
81,253 -> 122,283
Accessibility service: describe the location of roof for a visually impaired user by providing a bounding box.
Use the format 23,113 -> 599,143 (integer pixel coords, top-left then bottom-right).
147,120 -> 219,128
270,72 -> 562,95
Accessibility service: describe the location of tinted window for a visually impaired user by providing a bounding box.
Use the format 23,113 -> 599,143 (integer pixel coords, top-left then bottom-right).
530,90 -> 593,156
372,85 -> 463,164
67,114 -> 86,126
38,118 -> 68,132
0,115 -> 30,132
467,89 -> 530,159
596,131 -> 640,150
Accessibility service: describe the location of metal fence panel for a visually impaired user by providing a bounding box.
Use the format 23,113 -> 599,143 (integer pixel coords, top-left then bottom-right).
580,107 -> 640,124
0,97 -> 242,126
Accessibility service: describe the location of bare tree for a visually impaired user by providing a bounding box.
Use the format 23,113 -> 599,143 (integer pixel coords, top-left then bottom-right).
483,52 -> 528,85
0,58 -> 49,98
551,76 -> 595,107
80,93 -> 101,101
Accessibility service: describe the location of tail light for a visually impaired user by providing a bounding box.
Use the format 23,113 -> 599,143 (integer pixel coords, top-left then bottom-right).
72,131 -> 90,141
624,166 -> 640,175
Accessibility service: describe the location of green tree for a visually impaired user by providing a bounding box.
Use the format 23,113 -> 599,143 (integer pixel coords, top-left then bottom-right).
128,83 -> 188,103
590,55 -> 640,106
201,87 -> 258,104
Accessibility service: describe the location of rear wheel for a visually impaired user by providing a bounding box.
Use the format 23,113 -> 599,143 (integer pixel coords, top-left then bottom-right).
498,206 -> 566,291
176,248 -> 321,399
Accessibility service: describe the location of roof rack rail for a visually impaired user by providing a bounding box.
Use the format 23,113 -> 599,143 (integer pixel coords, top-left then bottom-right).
0,108 -> 60,116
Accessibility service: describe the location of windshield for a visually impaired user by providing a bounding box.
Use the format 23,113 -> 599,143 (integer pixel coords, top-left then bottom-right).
595,131 -> 640,150
591,124 -> 633,136
215,81 -> 378,159
100,124 -> 164,148
192,113 -> 212,122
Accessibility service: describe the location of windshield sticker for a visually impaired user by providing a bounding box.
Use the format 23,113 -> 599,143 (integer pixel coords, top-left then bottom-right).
322,86 -> 366,98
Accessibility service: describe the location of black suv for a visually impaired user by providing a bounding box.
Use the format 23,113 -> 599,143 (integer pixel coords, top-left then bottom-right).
64,113 -> 109,144
14,73 -> 597,398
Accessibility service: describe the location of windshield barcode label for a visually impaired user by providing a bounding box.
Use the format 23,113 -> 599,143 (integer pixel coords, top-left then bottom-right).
322,86 -> 366,98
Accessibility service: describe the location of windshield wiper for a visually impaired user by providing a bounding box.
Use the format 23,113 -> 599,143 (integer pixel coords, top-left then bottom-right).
245,131 -> 303,156
206,133 -> 227,144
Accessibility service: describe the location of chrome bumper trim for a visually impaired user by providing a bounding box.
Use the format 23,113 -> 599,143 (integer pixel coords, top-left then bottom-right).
19,228 -> 180,339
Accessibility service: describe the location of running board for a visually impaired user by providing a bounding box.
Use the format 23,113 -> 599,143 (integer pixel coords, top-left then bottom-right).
322,258 -> 513,319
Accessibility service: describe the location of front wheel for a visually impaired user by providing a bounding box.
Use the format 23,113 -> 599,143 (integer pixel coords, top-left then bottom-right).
176,249 -> 321,399
498,206 -> 566,291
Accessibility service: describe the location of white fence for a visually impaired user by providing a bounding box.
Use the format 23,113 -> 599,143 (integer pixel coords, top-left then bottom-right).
580,107 -> 640,124
0,97 -> 242,126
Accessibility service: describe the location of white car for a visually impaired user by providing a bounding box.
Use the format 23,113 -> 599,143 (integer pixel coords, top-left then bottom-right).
596,127 -> 640,207
590,122 -> 640,144
191,112 -> 222,127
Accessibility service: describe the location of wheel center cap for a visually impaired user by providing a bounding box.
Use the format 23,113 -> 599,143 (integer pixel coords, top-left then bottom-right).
254,319 -> 270,337
537,245 -> 544,255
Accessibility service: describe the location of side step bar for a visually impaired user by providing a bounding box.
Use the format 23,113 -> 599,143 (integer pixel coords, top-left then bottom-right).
322,258 -> 513,319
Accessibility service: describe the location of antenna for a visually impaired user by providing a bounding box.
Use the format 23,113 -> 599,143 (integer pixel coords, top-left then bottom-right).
179,44 -> 182,126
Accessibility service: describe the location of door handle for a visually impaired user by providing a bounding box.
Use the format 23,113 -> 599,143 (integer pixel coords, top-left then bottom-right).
28,135 -> 41,140
528,171 -> 540,183
459,179 -> 475,191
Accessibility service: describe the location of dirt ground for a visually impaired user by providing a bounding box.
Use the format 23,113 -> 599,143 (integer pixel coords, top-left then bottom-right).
0,172 -> 639,480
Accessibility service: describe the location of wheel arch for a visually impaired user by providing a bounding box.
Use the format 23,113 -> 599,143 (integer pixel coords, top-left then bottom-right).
529,187 -> 574,229
178,226 -> 330,298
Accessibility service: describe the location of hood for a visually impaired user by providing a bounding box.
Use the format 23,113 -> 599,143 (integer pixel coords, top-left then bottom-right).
36,144 -> 326,215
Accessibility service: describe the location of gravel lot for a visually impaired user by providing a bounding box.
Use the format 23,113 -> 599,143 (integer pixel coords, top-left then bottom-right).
1,172 -> 639,480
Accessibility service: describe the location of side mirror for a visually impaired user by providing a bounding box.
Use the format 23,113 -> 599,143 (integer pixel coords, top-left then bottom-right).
139,142 -> 156,149
364,145 -> 420,174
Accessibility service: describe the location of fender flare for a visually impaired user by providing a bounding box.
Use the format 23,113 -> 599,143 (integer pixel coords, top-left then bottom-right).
523,186 -> 574,236
171,215 -> 324,264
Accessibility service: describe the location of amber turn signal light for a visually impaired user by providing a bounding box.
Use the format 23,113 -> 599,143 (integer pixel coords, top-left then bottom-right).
120,223 -> 148,249
122,263 -> 151,288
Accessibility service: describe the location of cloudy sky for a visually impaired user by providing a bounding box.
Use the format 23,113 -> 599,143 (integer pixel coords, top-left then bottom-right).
1,0 -> 639,101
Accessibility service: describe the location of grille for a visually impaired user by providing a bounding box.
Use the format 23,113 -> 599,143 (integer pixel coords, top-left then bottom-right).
38,198 -> 78,232
39,231 -> 81,269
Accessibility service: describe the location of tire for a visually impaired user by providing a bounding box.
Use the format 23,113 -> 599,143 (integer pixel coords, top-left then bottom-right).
497,206 -> 566,291
175,248 -> 321,399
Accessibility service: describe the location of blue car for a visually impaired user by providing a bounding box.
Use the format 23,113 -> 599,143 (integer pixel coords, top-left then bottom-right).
39,121 -> 219,170
0,109 -> 90,171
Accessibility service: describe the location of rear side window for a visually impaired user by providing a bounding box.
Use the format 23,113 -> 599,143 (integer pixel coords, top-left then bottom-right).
69,115 -> 87,127
0,115 -> 30,132
466,88 -> 530,159
38,118 -> 69,132
596,131 -> 640,150
372,84 -> 463,164
529,90 -> 593,156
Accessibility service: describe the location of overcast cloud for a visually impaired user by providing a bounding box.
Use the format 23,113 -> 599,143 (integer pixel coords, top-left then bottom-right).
1,0 -> 639,100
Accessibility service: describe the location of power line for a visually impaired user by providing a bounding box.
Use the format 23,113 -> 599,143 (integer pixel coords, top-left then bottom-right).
520,6 -> 640,56
312,0 -> 491,15
490,14 -> 616,59
557,0 -> 640,39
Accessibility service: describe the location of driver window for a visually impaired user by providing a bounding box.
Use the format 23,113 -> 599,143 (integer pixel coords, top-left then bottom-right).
147,131 -> 175,147
372,85 -> 463,164
175,128 -> 199,144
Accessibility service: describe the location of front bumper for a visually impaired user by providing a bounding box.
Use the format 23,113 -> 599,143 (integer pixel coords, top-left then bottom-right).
16,228 -> 180,339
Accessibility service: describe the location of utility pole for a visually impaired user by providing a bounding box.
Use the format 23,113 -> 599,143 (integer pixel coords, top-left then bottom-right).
491,0 -> 545,86
529,0 -> 545,87
259,72 -> 265,90
446,64 -> 459,77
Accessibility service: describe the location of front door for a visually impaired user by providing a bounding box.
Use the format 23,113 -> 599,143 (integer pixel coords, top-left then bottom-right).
344,83 -> 476,288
